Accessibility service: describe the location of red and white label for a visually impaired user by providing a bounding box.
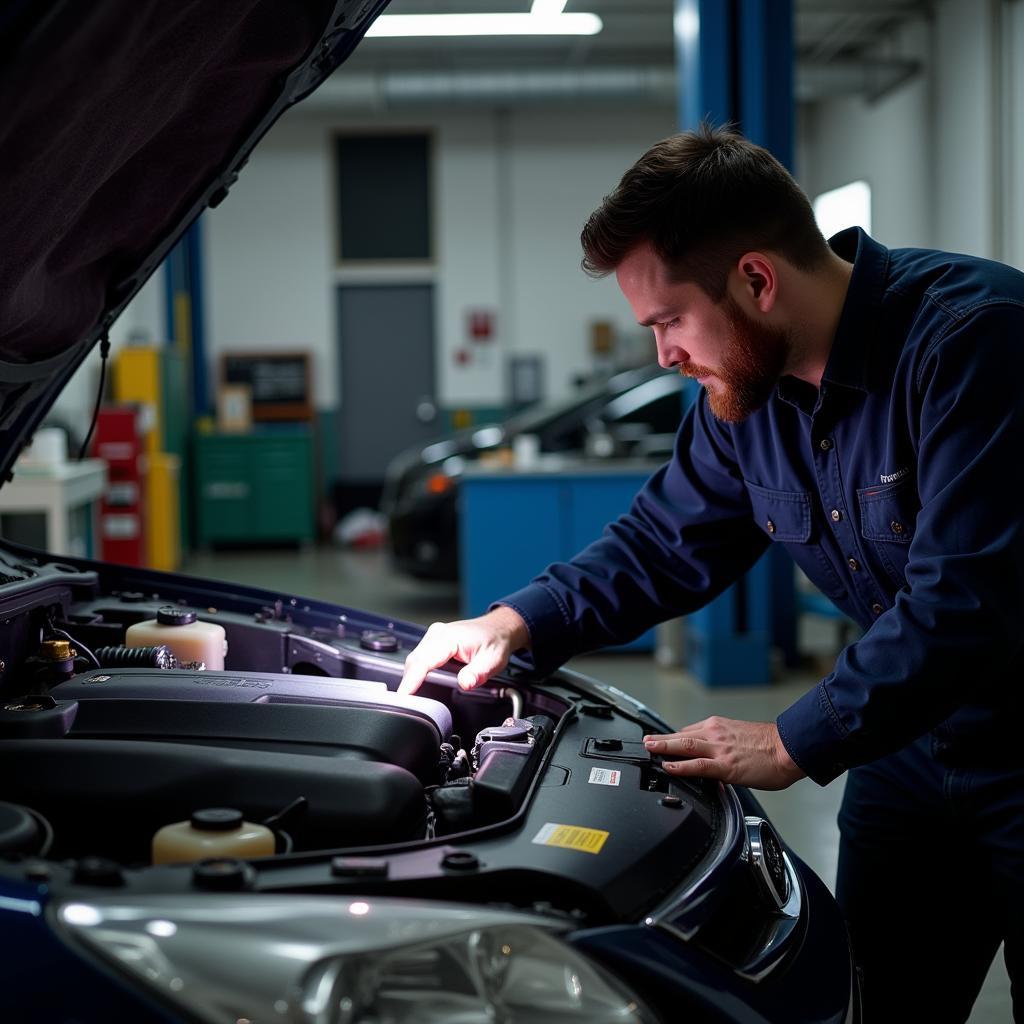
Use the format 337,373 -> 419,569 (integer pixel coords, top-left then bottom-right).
588,767 -> 621,787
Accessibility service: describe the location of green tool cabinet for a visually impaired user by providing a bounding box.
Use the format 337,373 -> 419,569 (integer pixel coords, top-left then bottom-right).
194,428 -> 314,546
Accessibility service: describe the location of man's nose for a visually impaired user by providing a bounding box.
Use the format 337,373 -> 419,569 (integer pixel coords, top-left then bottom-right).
653,328 -> 688,369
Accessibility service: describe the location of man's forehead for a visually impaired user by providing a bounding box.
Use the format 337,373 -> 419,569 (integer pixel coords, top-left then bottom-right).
618,241 -> 667,278
617,246 -> 703,315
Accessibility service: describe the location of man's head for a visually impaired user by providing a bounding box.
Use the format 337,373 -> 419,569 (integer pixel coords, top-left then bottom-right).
582,124 -> 831,421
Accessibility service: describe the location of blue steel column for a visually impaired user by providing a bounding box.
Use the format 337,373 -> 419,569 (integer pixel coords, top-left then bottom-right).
163,219 -> 209,414
738,0 -> 794,166
741,1 -> 799,672
674,0 -> 797,685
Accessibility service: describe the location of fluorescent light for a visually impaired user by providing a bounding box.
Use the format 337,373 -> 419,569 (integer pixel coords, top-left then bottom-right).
366,13 -> 602,38
531,0 -> 568,14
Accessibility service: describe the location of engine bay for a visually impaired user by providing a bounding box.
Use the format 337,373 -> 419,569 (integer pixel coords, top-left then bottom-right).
0,545 -> 814,990
0,548 -> 570,869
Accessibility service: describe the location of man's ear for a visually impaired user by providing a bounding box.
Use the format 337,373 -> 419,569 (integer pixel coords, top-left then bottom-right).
731,252 -> 778,313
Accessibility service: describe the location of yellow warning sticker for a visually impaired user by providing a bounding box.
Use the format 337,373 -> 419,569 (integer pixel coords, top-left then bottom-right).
531,822 -> 609,855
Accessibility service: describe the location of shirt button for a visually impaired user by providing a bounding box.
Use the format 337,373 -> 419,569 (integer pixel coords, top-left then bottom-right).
871,603 -> 884,615
847,557 -> 860,571
766,519 -> 776,534
819,438 -> 833,452
890,521 -> 904,535
831,509 -> 842,522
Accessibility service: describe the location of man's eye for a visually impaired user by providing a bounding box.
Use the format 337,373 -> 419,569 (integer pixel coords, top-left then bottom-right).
662,317 -> 681,329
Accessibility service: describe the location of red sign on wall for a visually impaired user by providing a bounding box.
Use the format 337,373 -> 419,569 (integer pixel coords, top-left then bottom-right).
467,310 -> 495,342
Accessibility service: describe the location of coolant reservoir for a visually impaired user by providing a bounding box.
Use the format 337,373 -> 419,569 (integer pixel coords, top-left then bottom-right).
125,607 -> 226,670
152,807 -> 275,864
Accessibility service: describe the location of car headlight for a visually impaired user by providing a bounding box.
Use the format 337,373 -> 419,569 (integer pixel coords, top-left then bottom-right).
56,895 -> 656,1024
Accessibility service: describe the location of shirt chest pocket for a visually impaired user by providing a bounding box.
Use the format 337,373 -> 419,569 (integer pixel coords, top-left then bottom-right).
746,481 -> 846,598
856,480 -> 918,587
747,481 -> 811,541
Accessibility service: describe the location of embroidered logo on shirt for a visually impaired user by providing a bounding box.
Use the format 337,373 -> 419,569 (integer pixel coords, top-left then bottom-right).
880,467 -> 910,484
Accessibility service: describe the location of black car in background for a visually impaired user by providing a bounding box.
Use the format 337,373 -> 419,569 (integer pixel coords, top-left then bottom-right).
384,365 -> 687,580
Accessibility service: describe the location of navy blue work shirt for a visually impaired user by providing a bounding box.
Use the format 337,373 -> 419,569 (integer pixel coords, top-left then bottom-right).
498,228 -> 1024,785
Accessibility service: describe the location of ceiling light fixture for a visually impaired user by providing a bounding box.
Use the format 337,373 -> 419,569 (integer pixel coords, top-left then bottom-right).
531,0 -> 568,14
366,12 -> 602,38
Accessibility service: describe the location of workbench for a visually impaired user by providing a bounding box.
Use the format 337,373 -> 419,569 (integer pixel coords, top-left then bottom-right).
0,459 -> 107,557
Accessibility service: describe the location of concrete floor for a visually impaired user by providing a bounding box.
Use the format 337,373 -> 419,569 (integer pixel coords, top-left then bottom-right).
184,544 -> 1012,1022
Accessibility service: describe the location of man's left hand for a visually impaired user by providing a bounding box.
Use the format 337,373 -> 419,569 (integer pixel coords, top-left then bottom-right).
643,718 -> 805,790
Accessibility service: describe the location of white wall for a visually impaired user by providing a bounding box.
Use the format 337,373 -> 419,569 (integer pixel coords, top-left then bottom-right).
800,0 -> 1024,268
205,119 -> 335,406
1001,0 -> 1024,270
504,110 -> 671,401
931,0 -> 999,257
202,104 -> 675,409
798,21 -> 932,248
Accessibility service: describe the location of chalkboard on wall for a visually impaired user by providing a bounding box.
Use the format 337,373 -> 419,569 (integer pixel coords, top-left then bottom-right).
220,351 -> 312,421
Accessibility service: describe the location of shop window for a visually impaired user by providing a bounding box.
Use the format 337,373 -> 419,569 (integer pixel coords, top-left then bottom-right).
335,134 -> 432,261
813,180 -> 872,239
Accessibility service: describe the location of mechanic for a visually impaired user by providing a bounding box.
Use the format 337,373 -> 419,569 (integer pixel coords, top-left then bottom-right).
398,124 -> 1024,1023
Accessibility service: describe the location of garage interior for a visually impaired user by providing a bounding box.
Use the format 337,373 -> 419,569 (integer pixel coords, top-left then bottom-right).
4,1 -> 1020,1019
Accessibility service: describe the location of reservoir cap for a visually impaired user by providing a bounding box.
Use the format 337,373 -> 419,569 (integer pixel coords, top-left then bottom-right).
191,807 -> 244,831
360,629 -> 398,653
157,606 -> 197,626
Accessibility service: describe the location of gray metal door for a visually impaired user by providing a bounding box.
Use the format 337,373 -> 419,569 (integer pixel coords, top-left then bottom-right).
336,284 -> 438,484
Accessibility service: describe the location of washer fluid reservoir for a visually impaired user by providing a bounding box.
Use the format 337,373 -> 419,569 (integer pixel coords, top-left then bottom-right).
125,606 -> 226,670
152,808 -> 274,864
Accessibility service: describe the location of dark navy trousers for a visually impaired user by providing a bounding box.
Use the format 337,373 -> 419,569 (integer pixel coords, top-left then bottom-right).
836,735 -> 1024,1022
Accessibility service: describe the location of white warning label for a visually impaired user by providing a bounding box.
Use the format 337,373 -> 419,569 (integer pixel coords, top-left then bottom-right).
587,767 -> 621,787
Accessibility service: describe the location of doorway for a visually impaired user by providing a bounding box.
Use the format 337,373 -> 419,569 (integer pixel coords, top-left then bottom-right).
335,283 -> 438,512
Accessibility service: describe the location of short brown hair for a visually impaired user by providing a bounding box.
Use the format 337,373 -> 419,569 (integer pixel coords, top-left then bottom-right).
581,123 -> 829,299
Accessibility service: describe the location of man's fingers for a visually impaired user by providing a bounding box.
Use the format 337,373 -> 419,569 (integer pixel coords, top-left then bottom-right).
398,614 -> 520,696
397,670 -> 424,695
400,647 -> 454,693
457,645 -> 509,691
663,757 -> 722,779
456,666 -> 479,690
643,734 -> 712,757
399,624 -> 457,695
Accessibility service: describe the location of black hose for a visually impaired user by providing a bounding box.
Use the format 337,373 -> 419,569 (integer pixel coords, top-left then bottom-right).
95,645 -> 175,669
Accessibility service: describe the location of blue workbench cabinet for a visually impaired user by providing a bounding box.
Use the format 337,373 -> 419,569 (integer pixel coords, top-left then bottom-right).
460,458 -> 793,682
459,461 -> 657,651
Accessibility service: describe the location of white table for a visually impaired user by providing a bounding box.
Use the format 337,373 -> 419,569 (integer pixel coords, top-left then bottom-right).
0,459 -> 107,556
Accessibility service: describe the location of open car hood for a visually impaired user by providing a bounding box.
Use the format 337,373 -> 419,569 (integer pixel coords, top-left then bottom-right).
0,0 -> 389,484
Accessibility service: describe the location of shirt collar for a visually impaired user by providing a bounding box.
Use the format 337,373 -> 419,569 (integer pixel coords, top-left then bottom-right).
775,227 -> 890,410
818,226 -> 890,392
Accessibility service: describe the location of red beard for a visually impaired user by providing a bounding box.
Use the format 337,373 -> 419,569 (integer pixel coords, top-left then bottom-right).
681,297 -> 789,423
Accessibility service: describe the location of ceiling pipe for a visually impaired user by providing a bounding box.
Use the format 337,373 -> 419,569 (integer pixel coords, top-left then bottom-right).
296,60 -> 921,111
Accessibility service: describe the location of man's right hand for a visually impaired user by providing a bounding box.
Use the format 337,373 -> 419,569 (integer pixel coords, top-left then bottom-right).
398,606 -> 530,695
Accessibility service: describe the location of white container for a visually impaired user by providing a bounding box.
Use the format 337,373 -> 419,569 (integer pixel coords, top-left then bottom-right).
18,427 -> 68,466
152,808 -> 275,865
512,432 -> 541,468
125,607 -> 226,670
